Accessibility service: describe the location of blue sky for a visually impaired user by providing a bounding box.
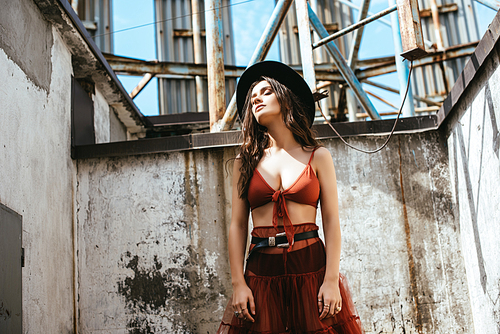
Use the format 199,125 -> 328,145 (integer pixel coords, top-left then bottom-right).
112,0 -> 497,117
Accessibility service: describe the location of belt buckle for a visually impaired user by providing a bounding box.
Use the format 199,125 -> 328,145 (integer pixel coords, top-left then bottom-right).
275,232 -> 289,249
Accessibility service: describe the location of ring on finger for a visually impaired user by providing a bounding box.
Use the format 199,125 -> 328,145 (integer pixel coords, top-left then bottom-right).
336,306 -> 342,312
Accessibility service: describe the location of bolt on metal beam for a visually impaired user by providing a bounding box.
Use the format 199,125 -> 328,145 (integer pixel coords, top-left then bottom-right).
308,4 -> 381,120
214,0 -> 293,131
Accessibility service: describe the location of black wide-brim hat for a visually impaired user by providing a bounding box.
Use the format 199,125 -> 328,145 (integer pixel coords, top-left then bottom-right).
236,61 -> 315,127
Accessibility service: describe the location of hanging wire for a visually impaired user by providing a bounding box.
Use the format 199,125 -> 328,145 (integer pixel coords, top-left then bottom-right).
94,0 -> 256,38
316,60 -> 414,154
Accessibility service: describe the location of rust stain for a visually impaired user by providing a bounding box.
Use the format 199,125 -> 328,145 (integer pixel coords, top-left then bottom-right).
398,137 -> 423,333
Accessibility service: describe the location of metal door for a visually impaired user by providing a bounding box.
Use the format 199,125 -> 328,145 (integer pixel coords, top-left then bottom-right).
0,203 -> 23,333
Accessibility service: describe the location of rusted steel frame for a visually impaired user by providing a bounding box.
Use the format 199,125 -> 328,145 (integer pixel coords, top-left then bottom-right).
336,0 -> 392,27
173,29 -> 207,37
107,40 -> 475,85
346,0 -> 371,121
107,59 -> 245,77
395,0 -> 427,61
312,4 -> 397,50
105,53 -> 394,77
356,107 -> 437,118
337,0 -> 432,48
348,0 -> 371,67
295,0 -> 316,89
365,90 -> 398,109
430,0 -> 445,50
309,41 -> 477,81
192,0 -> 205,112
130,73 -> 154,99
316,80 -> 334,90
216,0 -> 294,131
419,3 -> 458,17
389,0 -> 415,116
363,79 -> 441,106
308,4 -> 380,120
474,0 -> 500,10
205,0 -> 226,131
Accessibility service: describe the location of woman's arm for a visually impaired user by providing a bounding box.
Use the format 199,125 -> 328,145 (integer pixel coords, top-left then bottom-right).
227,158 -> 255,322
314,147 -> 342,320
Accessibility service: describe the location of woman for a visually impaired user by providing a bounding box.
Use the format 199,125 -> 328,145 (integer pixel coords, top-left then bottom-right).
217,61 -> 363,334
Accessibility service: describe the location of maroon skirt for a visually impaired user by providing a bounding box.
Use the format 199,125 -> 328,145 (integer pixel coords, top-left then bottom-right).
217,223 -> 364,334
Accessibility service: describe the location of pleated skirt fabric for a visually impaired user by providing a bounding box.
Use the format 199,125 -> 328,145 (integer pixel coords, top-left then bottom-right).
217,223 -> 364,334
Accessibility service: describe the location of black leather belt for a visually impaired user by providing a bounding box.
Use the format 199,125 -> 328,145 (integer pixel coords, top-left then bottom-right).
247,230 -> 319,261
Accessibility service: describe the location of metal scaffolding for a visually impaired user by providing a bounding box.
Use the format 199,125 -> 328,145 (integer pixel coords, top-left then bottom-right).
73,0 -> 490,133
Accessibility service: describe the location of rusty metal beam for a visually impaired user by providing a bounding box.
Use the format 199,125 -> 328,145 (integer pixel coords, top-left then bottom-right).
191,0 -> 205,112
312,5 -> 397,50
429,0 -> 445,50
105,57 -> 245,77
296,0 -> 316,89
205,0 -> 226,131
172,29 -> 207,37
130,73 -> 154,99
106,40 -> 476,82
395,0 -> 427,60
346,0 -> 371,121
366,89 -> 398,109
363,79 -> 442,106
356,106 -> 438,118
419,3 -> 458,17
216,0 -> 294,131
308,4 -> 381,120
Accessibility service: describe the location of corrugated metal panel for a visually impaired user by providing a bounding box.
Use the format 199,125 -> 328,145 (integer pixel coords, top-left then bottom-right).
75,0 -> 114,53
279,0 -> 354,118
411,0 -> 480,107
279,0 -> 481,116
154,0 -> 235,115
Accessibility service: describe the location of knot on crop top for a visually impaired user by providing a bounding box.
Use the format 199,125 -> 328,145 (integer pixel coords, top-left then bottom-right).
247,148 -> 320,249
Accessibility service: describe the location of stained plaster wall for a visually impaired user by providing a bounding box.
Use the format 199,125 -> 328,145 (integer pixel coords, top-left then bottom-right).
76,130 -> 473,333
444,39 -> 500,333
0,0 -> 135,332
0,24 -> 76,333
76,149 -> 234,333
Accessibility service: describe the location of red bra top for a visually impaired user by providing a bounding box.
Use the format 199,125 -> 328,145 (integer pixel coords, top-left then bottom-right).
247,148 -> 320,249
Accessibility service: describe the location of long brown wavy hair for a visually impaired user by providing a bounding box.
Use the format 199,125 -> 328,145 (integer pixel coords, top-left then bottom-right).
237,76 -> 321,199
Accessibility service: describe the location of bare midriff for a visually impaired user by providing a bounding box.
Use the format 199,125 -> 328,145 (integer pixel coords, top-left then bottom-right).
251,200 -> 317,228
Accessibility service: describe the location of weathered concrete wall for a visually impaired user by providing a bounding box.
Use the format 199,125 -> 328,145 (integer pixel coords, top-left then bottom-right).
76,131 -> 473,333
76,149 -> 234,333
327,133 -> 472,333
0,1 -> 136,332
445,41 -> 500,333
0,26 -> 75,332
0,0 -> 53,91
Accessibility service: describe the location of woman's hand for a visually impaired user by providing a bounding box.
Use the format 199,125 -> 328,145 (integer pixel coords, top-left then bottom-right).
232,281 -> 256,322
318,278 -> 342,320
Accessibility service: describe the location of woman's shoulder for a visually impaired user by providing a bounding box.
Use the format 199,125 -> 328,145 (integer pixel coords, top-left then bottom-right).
310,146 -> 334,166
309,146 -> 330,158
